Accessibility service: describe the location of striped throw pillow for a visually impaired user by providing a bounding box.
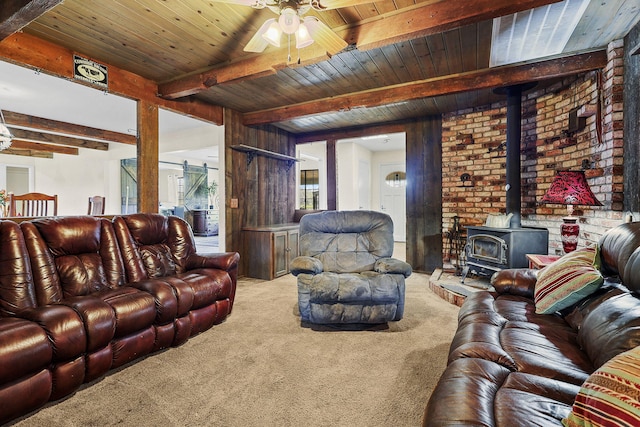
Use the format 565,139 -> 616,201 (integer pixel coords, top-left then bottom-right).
534,246 -> 603,314
563,346 -> 640,427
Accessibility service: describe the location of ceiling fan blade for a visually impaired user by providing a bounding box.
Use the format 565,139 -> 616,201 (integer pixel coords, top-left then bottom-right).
304,17 -> 348,55
311,0 -> 373,10
243,33 -> 269,53
243,19 -> 274,52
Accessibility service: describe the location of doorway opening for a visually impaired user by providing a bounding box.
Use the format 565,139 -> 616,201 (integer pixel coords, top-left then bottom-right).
336,133 -> 406,241
296,133 -> 406,241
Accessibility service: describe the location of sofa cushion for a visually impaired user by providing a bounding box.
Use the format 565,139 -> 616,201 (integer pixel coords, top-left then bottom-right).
534,247 -> 604,314
114,214 -> 181,281
0,220 -> 38,315
598,222 -> 640,282
577,292 -> 640,369
22,217 -> 127,300
449,292 -> 593,386
140,244 -> 176,278
563,346 -> 640,427
424,357 -> 577,426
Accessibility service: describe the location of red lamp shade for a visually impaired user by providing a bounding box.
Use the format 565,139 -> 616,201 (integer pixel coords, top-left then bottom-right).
541,170 -> 602,254
540,170 -> 602,207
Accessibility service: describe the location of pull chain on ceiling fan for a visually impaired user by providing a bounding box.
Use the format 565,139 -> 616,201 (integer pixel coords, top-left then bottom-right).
211,0 -> 373,58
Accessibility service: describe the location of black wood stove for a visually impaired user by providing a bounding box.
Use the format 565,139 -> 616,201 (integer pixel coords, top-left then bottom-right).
461,226 -> 548,282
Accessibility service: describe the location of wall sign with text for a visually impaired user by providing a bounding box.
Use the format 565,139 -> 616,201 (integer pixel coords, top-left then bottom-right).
73,55 -> 108,89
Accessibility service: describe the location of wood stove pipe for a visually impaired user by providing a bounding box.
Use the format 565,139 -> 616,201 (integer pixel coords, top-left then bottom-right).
495,83 -> 536,229
506,86 -> 523,228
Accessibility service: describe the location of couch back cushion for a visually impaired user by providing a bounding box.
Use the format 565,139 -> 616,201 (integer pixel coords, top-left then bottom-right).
22,216 -> 125,301
0,220 -> 38,315
577,291 -> 640,369
298,210 -> 393,273
598,222 -> 640,289
114,214 -> 196,281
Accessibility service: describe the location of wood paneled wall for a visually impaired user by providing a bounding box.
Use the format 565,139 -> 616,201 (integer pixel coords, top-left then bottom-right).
406,116 -> 443,273
624,23 -> 640,213
224,109 -> 297,276
225,109 -> 443,275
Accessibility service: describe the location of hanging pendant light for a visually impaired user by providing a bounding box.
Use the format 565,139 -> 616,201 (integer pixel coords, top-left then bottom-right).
295,22 -> 314,49
240,0 -> 348,56
262,18 -> 283,47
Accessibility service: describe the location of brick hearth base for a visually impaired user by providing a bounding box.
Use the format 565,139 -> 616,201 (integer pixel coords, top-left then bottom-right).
428,268 -> 493,307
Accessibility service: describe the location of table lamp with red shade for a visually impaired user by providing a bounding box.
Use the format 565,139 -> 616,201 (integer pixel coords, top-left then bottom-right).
540,170 -> 602,253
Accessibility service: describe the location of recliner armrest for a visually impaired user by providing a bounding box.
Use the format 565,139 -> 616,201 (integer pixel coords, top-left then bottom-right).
490,268 -> 539,298
185,252 -> 240,272
290,256 -> 323,276
374,258 -> 412,277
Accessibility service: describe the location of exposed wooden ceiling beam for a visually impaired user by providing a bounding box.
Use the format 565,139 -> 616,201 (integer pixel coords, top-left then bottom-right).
4,111 -> 130,146
9,139 -> 79,155
0,32 -> 224,125
8,127 -> 110,150
158,0 -> 562,99
296,122 -> 409,144
159,55 -> 289,99
346,0 -> 563,51
0,147 -> 52,158
0,0 -> 62,40
243,50 -> 607,126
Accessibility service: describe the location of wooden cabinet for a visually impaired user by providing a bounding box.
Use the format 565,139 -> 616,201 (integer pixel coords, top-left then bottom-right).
243,224 -> 300,280
192,209 -> 219,236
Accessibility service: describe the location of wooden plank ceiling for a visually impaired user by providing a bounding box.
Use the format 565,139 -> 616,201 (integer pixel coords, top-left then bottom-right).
1,0 -> 639,149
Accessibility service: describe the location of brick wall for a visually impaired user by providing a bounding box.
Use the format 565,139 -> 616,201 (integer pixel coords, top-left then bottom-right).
442,40 -> 628,261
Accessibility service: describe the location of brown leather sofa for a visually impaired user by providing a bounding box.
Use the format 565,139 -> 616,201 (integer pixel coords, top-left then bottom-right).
424,221 -> 640,426
0,213 -> 239,424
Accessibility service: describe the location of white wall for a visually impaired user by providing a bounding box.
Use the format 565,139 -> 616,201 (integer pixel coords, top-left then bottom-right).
159,123 -> 224,155
337,142 -> 373,210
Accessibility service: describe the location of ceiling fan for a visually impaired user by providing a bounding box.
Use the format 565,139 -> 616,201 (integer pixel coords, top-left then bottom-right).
212,0 -> 371,56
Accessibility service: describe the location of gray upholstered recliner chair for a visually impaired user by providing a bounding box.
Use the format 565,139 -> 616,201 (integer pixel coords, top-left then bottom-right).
290,210 -> 412,324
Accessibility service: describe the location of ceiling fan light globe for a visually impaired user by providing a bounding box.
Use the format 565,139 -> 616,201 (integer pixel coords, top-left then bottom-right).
0,123 -> 13,142
262,20 -> 282,47
279,7 -> 300,34
295,23 -> 314,48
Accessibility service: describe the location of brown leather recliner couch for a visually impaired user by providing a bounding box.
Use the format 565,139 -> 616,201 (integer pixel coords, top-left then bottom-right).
425,221 -> 640,426
0,213 -> 239,424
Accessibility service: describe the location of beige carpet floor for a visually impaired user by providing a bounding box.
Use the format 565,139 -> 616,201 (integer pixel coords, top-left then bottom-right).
11,272 -> 460,427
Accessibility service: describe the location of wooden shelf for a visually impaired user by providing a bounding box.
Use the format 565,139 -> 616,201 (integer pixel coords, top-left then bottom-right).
231,144 -> 299,170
